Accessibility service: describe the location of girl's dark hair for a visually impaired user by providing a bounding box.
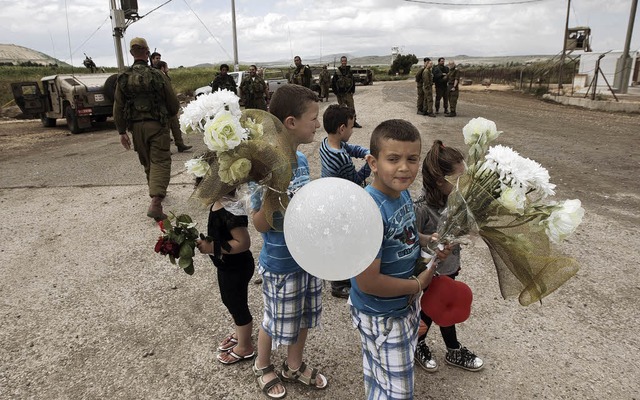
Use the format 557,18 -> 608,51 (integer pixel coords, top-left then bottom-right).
422,140 -> 464,208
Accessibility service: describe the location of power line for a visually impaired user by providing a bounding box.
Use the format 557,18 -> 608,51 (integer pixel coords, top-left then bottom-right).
182,0 -> 232,61
402,0 -> 544,5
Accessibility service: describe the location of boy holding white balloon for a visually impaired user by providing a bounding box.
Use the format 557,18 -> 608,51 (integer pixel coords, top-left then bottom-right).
250,84 -> 328,399
350,119 -> 443,399
319,104 -> 372,299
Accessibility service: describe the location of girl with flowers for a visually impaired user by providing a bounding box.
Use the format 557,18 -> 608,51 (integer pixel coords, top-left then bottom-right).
414,140 -> 484,373
195,190 -> 256,365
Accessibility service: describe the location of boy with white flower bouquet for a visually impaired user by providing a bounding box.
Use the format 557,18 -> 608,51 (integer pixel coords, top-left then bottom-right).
422,117 -> 584,306
249,84 -> 328,399
177,89 -> 313,375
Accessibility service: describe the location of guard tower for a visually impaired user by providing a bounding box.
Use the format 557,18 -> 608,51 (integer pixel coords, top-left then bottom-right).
565,26 -> 592,52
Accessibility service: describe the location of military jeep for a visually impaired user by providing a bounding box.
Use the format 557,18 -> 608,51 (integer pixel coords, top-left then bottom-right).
11,73 -> 116,134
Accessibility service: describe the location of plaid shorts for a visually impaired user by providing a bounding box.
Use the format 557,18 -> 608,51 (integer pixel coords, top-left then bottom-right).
259,264 -> 323,349
350,299 -> 420,400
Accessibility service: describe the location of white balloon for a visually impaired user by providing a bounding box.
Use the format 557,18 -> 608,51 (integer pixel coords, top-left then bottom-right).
284,177 -> 383,281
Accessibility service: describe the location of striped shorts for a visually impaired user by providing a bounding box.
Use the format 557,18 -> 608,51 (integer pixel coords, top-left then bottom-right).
350,299 -> 420,400
259,265 -> 323,349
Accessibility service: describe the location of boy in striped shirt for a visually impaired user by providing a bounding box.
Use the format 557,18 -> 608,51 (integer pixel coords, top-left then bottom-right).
319,104 -> 372,298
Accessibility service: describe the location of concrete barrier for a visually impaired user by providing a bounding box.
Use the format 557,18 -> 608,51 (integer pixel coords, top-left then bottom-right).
543,94 -> 640,113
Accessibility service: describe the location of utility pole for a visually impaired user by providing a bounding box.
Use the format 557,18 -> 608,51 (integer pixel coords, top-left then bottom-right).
110,0 -> 126,71
231,0 -> 239,71
617,0 -> 638,94
558,0 -> 571,90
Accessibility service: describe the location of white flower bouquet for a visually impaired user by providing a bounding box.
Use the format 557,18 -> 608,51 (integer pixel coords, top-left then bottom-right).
181,90 -> 296,228
427,117 -> 584,305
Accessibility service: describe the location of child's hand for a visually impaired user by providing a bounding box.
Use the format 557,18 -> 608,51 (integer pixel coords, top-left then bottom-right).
435,243 -> 452,261
196,239 -> 213,255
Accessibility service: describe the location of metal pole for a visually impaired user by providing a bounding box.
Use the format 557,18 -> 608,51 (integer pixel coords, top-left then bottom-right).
110,0 -> 125,71
231,0 -> 239,72
618,0 -> 638,94
558,0 -> 571,90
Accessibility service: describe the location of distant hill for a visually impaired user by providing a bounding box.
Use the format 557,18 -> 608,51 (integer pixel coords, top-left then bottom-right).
191,53 -> 556,68
0,44 -> 70,66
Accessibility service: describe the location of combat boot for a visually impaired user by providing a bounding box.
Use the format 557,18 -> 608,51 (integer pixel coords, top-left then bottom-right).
147,196 -> 167,221
445,112 -> 456,117
177,144 -> 193,152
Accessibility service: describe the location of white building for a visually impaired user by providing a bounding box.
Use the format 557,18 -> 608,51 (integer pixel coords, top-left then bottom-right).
574,50 -> 640,93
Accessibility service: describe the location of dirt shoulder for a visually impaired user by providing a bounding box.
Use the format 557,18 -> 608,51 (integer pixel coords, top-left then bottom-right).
1,81 -> 639,399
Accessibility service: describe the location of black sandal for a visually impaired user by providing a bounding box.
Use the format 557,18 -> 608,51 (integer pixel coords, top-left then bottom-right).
253,362 -> 286,399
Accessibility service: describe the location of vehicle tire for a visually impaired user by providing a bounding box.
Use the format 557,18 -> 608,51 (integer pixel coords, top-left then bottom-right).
104,74 -> 118,102
41,114 -> 56,127
94,115 -> 107,123
65,106 -> 82,134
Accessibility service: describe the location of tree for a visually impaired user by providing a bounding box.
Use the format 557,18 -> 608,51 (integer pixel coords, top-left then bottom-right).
389,54 -> 419,75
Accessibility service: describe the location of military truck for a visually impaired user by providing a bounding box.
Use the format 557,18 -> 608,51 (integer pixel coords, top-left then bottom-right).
351,68 -> 374,85
11,73 -> 117,134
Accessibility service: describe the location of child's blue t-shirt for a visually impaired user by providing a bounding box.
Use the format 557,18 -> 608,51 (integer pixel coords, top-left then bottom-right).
349,187 -> 420,317
251,151 -> 310,274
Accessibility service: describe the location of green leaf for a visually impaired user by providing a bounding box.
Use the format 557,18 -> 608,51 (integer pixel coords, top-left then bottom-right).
179,255 -> 192,269
183,263 -> 195,275
176,214 -> 193,224
179,243 -> 194,259
169,255 -> 176,265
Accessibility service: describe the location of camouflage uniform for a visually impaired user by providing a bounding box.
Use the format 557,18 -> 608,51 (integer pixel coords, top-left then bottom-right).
415,66 -> 425,113
332,66 -> 356,113
211,73 -> 237,93
422,67 -> 435,115
240,75 -> 268,110
289,65 -> 312,88
319,68 -> 331,101
432,64 -> 449,113
113,59 -> 179,199
447,66 -> 460,116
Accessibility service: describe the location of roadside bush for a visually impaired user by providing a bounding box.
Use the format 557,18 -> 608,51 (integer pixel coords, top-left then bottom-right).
390,54 -> 418,75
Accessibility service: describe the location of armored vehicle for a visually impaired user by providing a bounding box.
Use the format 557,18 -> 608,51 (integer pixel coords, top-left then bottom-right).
11,73 -> 116,134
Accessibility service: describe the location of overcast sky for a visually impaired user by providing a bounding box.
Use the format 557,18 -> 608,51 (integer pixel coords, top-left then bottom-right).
0,0 -> 637,68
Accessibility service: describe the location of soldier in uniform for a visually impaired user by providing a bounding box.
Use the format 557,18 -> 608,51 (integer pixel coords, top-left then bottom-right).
331,56 -> 362,128
210,64 -> 237,93
240,64 -> 268,110
432,57 -> 450,114
318,65 -> 331,102
289,55 -> 312,87
113,37 -> 180,221
445,60 -> 460,117
157,61 -> 192,152
415,57 -> 428,115
422,59 -> 436,117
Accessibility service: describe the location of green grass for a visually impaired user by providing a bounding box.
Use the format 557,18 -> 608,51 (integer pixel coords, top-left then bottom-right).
1,64 -> 408,107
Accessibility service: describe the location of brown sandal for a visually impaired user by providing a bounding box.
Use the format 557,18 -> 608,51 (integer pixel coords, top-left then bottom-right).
280,360 -> 328,390
253,362 -> 286,399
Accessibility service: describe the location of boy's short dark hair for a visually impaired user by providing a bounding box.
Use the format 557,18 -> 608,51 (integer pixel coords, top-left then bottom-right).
369,119 -> 421,157
150,52 -> 161,59
269,84 -> 318,123
423,57 -> 430,62
323,104 -> 355,134
220,63 -> 229,70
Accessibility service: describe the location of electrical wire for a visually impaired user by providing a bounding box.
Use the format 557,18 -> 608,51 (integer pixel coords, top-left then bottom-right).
71,16 -> 110,59
182,0 -> 232,60
402,0 -> 544,5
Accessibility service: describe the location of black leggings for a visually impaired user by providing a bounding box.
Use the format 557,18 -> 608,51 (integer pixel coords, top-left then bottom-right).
217,262 -> 254,327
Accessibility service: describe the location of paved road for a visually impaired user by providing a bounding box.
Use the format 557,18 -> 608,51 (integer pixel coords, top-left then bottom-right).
1,80 -> 638,399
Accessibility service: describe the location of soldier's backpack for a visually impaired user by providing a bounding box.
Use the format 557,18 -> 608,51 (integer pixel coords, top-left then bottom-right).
415,67 -> 425,83
117,64 -> 168,127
